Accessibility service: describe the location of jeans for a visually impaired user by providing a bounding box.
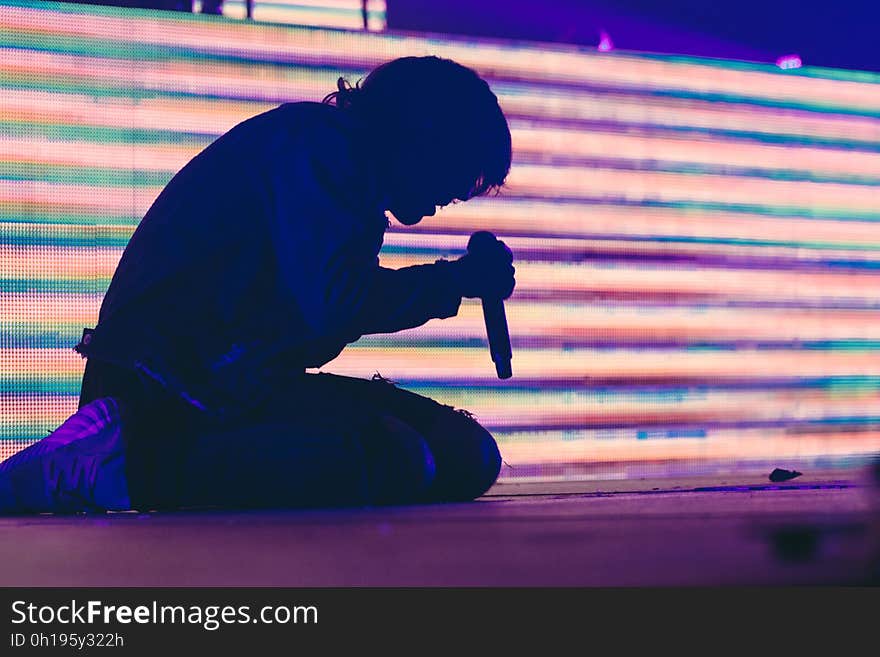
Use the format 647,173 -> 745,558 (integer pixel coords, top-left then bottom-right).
75,362 -> 501,510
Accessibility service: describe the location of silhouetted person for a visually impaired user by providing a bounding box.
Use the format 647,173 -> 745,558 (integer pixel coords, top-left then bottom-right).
0,56 -> 514,513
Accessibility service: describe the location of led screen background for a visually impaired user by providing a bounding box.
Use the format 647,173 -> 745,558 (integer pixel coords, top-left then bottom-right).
1,0 -> 879,482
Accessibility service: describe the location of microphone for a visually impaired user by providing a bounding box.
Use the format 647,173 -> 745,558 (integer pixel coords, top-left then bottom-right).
467,231 -> 513,379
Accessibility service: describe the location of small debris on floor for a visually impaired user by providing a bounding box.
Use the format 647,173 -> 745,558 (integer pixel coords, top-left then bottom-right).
769,468 -> 803,483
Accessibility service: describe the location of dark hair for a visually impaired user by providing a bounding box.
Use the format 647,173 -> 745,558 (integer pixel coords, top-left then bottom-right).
322,56 -> 511,200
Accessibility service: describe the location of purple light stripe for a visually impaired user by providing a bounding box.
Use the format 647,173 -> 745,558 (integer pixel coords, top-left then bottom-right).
483,415 -> 880,434
501,289 -> 880,310
390,375 -> 880,391
391,241 -> 880,273
385,336 -> 880,352
499,111 -> 880,153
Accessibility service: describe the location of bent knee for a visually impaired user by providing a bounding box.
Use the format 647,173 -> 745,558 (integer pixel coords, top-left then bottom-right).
429,413 -> 502,502
364,414 -> 437,506
464,420 -> 502,499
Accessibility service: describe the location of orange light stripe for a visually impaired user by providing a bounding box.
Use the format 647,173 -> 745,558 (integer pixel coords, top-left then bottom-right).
506,165 -> 880,213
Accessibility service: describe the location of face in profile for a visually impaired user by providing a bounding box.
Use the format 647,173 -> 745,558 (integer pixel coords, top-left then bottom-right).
382,143 -> 475,226
330,56 -> 511,226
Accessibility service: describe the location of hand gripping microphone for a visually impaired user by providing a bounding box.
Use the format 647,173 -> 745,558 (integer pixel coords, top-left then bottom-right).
467,231 -> 513,379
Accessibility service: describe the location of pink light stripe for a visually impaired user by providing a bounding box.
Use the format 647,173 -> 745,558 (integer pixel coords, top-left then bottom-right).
1,294 -> 102,323
0,138 -> 199,172
499,92 -> 880,144
385,230 -> 880,264
378,254 -> 880,300
421,204 -> 880,251
472,402 -> 880,430
511,124 -> 880,179
7,245 -> 880,301
0,245 -> 122,277
317,347 -> 880,380
8,199 -> 880,252
0,176 -> 880,229
0,181 -> 163,214
6,348 -> 880,378
3,50 -> 336,104
2,88 -> 275,136
0,223 -> 135,241
410,304 -> 880,341
7,297 -> 880,341
2,390 -> 877,428
7,110 -> 880,182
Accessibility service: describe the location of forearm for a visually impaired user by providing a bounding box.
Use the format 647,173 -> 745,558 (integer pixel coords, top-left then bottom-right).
356,260 -> 464,335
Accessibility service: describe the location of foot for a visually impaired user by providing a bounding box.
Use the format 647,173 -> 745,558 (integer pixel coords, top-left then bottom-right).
0,398 -> 131,514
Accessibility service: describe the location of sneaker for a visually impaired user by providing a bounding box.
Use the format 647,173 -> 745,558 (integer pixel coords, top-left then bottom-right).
0,397 -> 131,514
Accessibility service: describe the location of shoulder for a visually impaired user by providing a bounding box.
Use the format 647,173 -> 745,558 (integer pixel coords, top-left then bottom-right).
280,103 -> 371,191
236,102 -> 359,169
245,102 -> 355,140
238,102 -> 384,224
210,102 -> 349,154
285,102 -> 361,157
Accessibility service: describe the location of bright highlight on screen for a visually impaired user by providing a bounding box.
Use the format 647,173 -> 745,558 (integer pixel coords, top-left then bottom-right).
219,0 -> 387,30
1,0 -> 879,481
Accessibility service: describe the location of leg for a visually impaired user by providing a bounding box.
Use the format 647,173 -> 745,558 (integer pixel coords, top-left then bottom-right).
292,373 -> 502,502
121,371 -> 440,511
136,371 -> 498,509
0,389 -> 437,513
167,408 -> 437,510
3,365 -> 497,513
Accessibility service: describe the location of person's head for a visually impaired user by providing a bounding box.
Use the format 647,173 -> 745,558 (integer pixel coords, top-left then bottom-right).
322,56 -> 512,225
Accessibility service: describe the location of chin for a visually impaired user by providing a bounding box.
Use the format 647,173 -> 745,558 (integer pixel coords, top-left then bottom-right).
389,209 -> 427,226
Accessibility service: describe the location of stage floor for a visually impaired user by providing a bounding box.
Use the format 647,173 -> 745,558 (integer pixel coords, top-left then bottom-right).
1,470 -> 877,586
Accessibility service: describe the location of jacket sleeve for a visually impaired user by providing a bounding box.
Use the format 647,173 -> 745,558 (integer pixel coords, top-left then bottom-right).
354,261 -> 463,335
267,112 -> 462,344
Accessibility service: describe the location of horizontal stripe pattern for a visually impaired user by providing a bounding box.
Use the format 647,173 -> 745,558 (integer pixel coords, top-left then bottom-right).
0,0 -> 879,480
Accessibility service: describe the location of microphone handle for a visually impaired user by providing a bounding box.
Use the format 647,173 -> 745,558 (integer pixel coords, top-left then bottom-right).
481,296 -> 512,379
